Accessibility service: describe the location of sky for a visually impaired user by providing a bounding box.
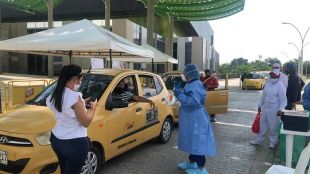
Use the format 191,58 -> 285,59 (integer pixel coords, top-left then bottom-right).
208,0 -> 310,65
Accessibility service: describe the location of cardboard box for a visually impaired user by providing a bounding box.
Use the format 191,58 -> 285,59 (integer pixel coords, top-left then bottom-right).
282,110 -> 309,132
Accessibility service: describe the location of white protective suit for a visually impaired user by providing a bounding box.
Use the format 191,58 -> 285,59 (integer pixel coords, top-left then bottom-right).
273,69 -> 288,89
256,79 -> 287,144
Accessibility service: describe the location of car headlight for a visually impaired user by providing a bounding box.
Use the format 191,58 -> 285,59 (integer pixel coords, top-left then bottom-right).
36,132 -> 51,145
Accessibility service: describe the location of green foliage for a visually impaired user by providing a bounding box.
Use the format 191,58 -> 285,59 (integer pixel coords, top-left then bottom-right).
219,57 -> 281,74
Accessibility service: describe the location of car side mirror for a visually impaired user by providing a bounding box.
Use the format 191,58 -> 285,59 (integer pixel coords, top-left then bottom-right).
105,93 -> 129,111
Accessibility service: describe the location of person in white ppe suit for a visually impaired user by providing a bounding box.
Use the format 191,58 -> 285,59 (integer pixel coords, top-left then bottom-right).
251,71 -> 287,148
272,63 -> 288,89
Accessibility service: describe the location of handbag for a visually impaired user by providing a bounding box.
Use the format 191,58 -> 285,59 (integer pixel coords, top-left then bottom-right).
251,112 -> 260,133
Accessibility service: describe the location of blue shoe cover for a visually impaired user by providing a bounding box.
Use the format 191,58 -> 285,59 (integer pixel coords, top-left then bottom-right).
177,161 -> 198,170
186,168 -> 209,174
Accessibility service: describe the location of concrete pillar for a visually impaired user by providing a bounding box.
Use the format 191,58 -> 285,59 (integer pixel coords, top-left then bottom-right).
0,7 -> 2,74
177,38 -> 186,72
47,0 -> 54,77
104,0 -> 111,30
147,0 -> 154,46
147,0 -> 155,72
164,16 -> 174,71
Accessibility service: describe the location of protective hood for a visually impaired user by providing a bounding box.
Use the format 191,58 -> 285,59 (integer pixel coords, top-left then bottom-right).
285,63 -> 296,74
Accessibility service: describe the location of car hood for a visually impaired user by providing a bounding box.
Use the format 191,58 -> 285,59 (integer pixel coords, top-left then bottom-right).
0,105 -> 55,134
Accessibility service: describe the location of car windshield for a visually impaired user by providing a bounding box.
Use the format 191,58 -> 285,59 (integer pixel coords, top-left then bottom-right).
245,73 -> 262,79
164,75 -> 187,90
27,74 -> 114,106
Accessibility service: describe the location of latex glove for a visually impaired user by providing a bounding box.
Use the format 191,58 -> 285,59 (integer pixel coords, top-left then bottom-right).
173,81 -> 180,91
173,89 -> 180,98
173,81 -> 181,97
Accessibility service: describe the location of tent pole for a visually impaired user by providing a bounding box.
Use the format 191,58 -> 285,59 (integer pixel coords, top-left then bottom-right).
46,0 -> 54,77
109,49 -> 112,68
152,58 -> 154,73
69,50 -> 72,64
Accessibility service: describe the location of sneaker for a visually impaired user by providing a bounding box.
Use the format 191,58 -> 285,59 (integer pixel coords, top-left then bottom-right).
186,168 -> 209,174
250,140 -> 262,145
177,161 -> 198,170
269,143 -> 276,149
210,118 -> 217,122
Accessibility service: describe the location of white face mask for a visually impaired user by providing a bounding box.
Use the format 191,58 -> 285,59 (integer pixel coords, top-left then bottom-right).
74,84 -> 80,91
180,74 -> 187,82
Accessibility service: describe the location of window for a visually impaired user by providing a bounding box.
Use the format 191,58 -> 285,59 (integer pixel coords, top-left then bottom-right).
80,74 -> 114,101
133,24 -> 142,45
111,76 -> 138,104
139,75 -> 159,98
185,42 -> 192,65
154,77 -> 163,94
27,74 -> 113,106
123,76 -> 138,96
164,75 -> 186,90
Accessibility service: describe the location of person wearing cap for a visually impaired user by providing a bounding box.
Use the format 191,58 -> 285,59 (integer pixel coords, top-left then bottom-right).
272,63 -> 288,89
250,71 -> 287,148
284,63 -> 305,110
174,64 -> 216,174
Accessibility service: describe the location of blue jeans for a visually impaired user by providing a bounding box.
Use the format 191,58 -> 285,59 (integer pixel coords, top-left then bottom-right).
50,133 -> 89,174
189,154 -> 206,167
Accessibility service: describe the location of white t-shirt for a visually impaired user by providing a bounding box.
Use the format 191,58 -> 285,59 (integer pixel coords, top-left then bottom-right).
46,87 -> 87,140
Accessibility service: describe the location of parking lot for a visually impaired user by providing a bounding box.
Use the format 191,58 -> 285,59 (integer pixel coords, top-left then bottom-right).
100,84 -> 276,174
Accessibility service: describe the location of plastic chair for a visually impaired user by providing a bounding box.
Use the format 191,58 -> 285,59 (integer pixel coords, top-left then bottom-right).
265,142 -> 310,174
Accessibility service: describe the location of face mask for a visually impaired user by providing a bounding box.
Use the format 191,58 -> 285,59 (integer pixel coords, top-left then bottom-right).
180,74 -> 187,82
270,78 -> 279,84
74,84 -> 80,91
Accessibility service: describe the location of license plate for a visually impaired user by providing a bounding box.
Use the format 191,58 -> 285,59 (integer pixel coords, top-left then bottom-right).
0,151 -> 8,165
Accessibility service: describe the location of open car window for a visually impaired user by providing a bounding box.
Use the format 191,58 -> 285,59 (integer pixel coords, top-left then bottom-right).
27,74 -> 113,106
164,75 -> 186,90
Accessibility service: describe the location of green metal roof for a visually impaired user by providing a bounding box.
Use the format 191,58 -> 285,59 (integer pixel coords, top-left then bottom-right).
138,0 -> 245,21
0,0 -> 64,13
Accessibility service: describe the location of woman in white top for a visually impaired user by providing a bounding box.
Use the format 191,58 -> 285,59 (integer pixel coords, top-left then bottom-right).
46,64 -> 97,174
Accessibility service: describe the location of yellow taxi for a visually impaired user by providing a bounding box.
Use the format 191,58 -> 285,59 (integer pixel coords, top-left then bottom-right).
161,71 -> 229,122
241,72 -> 266,90
0,69 -> 174,174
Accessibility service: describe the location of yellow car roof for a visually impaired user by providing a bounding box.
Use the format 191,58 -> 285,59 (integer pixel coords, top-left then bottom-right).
85,69 -> 155,76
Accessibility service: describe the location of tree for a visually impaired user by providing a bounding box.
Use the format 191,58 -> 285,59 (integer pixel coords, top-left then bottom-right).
230,57 -> 248,67
265,57 -> 281,67
219,57 -> 274,74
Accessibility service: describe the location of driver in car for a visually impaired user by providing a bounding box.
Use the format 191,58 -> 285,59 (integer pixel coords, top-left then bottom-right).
112,79 -> 155,108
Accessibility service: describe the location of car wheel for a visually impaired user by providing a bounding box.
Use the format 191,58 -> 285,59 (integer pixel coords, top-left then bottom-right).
80,146 -> 102,174
158,117 -> 172,144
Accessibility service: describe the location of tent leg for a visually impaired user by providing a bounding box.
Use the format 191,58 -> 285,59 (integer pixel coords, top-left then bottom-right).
152,58 -> 154,73
109,49 -> 112,68
69,50 -> 72,64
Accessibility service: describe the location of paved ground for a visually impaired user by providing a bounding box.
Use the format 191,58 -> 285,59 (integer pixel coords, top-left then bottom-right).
99,86 -> 279,174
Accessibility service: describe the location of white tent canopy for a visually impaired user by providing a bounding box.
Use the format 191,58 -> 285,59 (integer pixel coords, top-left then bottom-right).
0,19 -> 153,60
112,44 -> 178,64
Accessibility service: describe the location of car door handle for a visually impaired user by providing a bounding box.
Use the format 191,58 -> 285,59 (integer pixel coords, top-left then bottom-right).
220,94 -> 226,96
136,107 -> 142,112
